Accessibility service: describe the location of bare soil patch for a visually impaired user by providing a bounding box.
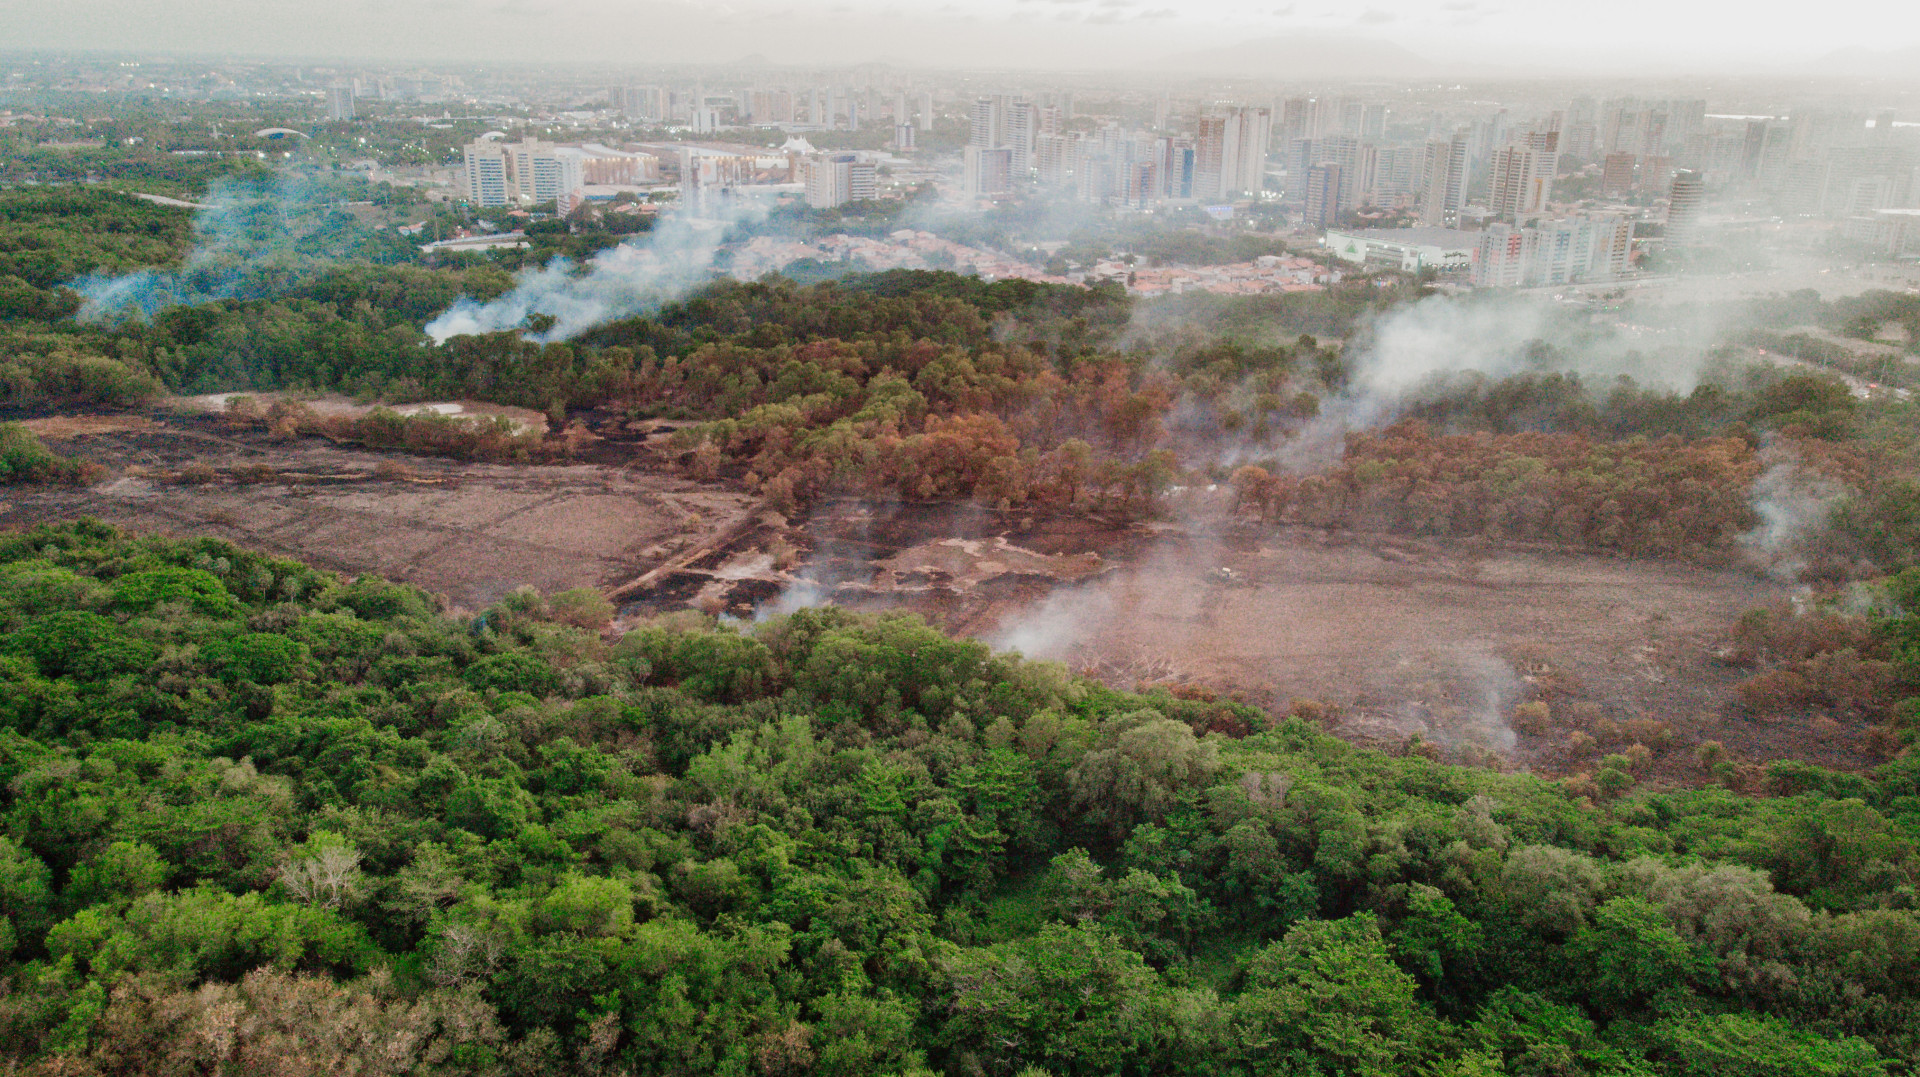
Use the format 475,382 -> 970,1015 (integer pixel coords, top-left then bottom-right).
3,412 -> 754,609
653,499 -> 1842,783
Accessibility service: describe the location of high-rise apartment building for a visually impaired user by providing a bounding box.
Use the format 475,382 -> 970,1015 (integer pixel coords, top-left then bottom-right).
1779,159 -> 1829,217
327,82 -> 355,122
963,146 -> 1012,200
917,92 -> 934,132
1037,133 -> 1074,187
1741,121 -> 1772,179
1602,152 -> 1639,196
1303,163 -> 1345,227
1336,98 -> 1366,137
1312,136 -> 1362,207
1526,215 -> 1630,284
1076,149 -> 1116,203
462,139 -> 511,207
1005,102 -> 1036,177
510,140 -> 586,211
804,153 -> 877,208
1360,104 -> 1388,142
1123,161 -> 1159,208
1354,144 -> 1381,206
1370,146 -> 1419,201
1226,107 -> 1272,194
613,86 -> 666,123
1824,146 -> 1917,216
745,90 -> 795,124
969,97 -> 1004,151
1194,106 -> 1271,200
1280,96 -> 1331,143
968,96 -> 1036,183
463,137 -> 641,211
1640,155 -> 1672,191
1472,215 -> 1629,286
1420,134 -> 1470,227
1161,138 -> 1196,200
1470,111 -> 1509,163
1488,145 -> 1557,221
1195,115 -> 1227,200
1281,97 -> 1311,143
1667,169 -> 1704,241
1474,225 -> 1528,287
1565,122 -> 1599,161
1668,99 -> 1706,147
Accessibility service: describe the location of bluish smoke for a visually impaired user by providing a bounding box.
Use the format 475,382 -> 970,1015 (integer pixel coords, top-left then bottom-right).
67,171 -> 381,322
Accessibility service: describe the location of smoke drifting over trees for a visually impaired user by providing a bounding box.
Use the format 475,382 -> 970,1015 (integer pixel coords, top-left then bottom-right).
68,173 -> 417,321
426,200 -> 771,343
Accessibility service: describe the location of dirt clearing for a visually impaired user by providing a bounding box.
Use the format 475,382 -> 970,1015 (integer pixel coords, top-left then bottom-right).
3,414 -> 754,609
656,499 -> 1836,781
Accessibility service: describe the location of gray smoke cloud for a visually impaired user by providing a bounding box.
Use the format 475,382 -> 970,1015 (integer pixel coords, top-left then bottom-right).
425,196 -> 771,343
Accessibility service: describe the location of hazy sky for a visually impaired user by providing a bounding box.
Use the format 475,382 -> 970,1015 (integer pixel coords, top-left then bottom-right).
4,0 -> 1916,72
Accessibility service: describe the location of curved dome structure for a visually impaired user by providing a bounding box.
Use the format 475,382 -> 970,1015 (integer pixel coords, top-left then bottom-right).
253,127 -> 307,139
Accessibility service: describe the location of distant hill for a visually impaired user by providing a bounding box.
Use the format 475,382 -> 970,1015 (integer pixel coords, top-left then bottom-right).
1806,43 -> 1920,79
1160,35 -> 1440,80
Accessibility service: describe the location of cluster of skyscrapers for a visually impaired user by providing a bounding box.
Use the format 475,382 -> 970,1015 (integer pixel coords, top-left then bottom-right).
1312,90 -> 1912,286
963,93 -> 1271,206
444,69 -> 1919,278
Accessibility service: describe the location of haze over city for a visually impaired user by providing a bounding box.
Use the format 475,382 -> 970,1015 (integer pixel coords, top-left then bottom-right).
6,0 -> 1919,71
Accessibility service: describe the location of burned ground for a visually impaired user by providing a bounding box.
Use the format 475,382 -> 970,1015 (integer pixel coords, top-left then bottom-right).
4,404 -> 1860,785
2,410 -> 757,610
660,498 -> 1827,783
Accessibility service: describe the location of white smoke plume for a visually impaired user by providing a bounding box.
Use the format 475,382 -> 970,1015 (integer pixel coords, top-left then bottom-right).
1457,646 -> 1521,754
1737,443 -> 1847,582
984,579 -> 1117,659
425,197 -> 771,344
1259,290 -> 1723,473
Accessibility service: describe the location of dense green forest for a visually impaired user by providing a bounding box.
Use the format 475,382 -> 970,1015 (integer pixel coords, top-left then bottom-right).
0,522 -> 1916,1076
